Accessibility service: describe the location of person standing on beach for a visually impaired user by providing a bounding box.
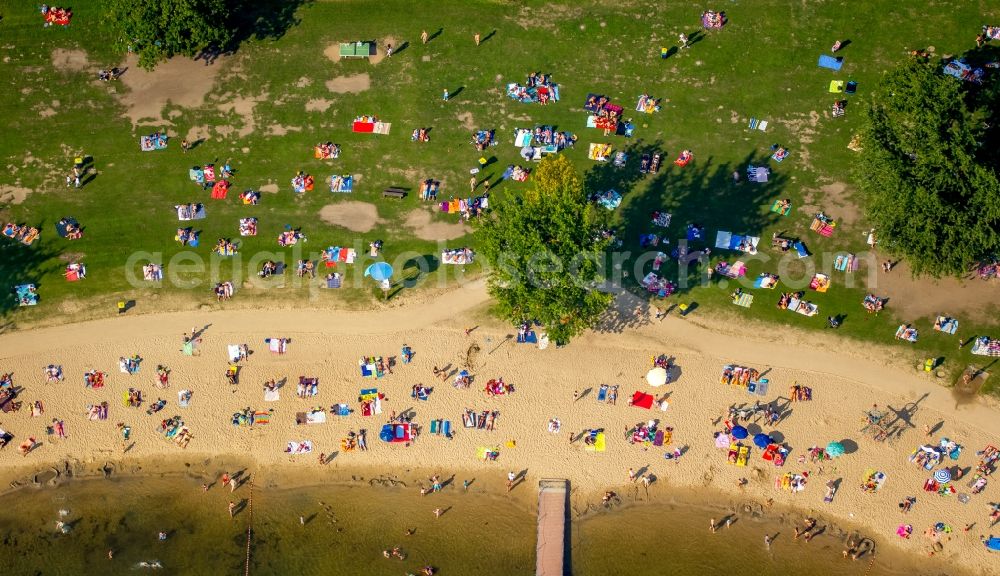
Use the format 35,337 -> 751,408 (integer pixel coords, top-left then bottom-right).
507,471 -> 516,492
319,453 -> 326,465
433,507 -> 443,518
421,30 -> 428,44
228,501 -> 236,518
709,518 -> 716,533
221,472 -> 230,487
230,476 -> 238,492
764,534 -> 772,549
628,468 -> 637,482
474,33 -> 481,46
463,479 -> 470,491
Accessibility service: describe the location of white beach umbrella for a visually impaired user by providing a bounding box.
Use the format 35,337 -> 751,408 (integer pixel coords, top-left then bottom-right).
646,367 -> 668,387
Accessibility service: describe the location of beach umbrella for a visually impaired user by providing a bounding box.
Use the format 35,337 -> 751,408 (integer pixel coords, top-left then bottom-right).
715,433 -> 731,449
364,262 -> 393,282
826,441 -> 846,458
753,433 -> 772,449
646,367 -> 668,387
933,469 -> 952,484
731,426 -> 748,439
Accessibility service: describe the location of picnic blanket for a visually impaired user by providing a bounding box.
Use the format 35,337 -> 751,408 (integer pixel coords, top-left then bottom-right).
829,80 -> 845,93
178,390 -> 192,408
264,388 -> 280,402
297,410 -> 327,425
834,253 -> 859,272
588,143 -> 612,161
809,273 -> 830,292
176,204 -> 206,221
972,337 -> 1000,357
596,189 -> 621,210
715,231 -> 760,254
787,297 -> 818,316
322,247 -> 357,266
748,117 -> 768,131
770,200 -> 791,215
330,175 -> 353,193
732,292 -> 754,308
15,284 -> 38,306
934,316 -> 958,335
140,134 -> 168,151
747,165 -> 769,182
810,217 -> 836,237
793,241 -> 809,259
818,55 -> 843,71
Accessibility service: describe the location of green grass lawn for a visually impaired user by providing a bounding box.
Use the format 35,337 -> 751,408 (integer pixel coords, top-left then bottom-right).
1,0 -> 998,389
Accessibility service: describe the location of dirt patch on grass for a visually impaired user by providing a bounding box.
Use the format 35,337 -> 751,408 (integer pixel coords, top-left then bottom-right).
404,209 -> 469,241
326,73 -> 370,94
0,185 -> 33,205
370,37 -> 394,65
457,111 -> 475,131
295,76 -> 312,88
260,182 -> 279,194
51,48 -> 90,70
217,93 -> 267,137
819,181 -> 861,226
323,43 -> 342,63
306,98 -> 334,112
118,54 -> 225,126
874,260 -> 1000,321
319,201 -> 381,233
185,125 -> 212,142
267,124 -> 302,136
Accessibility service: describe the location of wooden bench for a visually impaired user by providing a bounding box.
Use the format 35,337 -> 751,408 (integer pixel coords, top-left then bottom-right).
382,188 -> 407,199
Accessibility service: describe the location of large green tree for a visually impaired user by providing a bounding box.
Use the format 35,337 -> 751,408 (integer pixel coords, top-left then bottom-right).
856,58 -> 1000,277
104,0 -> 233,69
473,155 -> 613,344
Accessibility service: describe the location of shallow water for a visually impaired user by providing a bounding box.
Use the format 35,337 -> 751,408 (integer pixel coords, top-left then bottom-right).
0,475 -> 965,575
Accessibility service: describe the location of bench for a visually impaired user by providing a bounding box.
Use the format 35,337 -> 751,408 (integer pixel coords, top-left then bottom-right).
383,188 -> 407,199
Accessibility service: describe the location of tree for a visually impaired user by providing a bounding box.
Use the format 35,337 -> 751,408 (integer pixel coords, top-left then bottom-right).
856,57 -> 1000,277
104,0 -> 233,69
473,155 -> 613,344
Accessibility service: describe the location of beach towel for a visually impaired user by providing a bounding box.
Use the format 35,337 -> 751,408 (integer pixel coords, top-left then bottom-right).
793,241 -> 809,259
329,175 -> 353,193
818,55 -> 843,71
810,218 -> 836,237
597,385 -> 609,402
253,411 -> 270,425
431,420 -> 439,434
286,440 -> 313,454
748,379 -> 769,396
770,200 -> 791,215
829,80 -> 845,93
934,316 -> 958,335
306,410 -> 326,424
333,403 -> 350,416
264,389 -> 280,402
584,432 -> 606,452
266,338 -> 287,354
516,330 -> 537,344
227,345 -> 242,363
176,205 -> 206,221
631,391 -> 654,409
514,129 -> 532,147
834,254 -> 857,272
653,430 -> 665,447
177,390 -> 192,407
748,117 -> 768,131
733,292 -> 754,308
443,421 -> 452,437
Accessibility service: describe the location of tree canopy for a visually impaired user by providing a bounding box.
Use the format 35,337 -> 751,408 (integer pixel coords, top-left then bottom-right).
104,0 -> 233,69
856,57 -> 1000,277
473,155 -> 613,344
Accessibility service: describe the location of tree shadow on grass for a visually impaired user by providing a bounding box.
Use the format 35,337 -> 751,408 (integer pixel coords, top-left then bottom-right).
590,146 -> 789,321
226,0 -> 313,53
0,218 -> 63,317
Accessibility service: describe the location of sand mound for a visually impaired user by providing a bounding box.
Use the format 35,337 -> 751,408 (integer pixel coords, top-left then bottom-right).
51,48 -> 90,70
326,73 -> 370,94
0,185 -> 33,205
404,209 -> 469,241
319,201 -> 381,233
260,183 -> 279,194
118,54 -> 225,126
305,98 -> 334,112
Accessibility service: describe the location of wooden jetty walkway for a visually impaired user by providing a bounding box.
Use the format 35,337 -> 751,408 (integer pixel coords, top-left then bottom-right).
536,478 -> 568,576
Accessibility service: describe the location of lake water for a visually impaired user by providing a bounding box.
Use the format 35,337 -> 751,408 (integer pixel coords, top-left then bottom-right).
0,473 -> 963,575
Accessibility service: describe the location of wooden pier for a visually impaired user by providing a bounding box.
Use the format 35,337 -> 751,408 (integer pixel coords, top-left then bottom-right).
536,478 -> 568,576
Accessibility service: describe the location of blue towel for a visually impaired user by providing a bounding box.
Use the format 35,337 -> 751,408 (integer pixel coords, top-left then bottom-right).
818,55 -> 843,71
597,386 -> 608,402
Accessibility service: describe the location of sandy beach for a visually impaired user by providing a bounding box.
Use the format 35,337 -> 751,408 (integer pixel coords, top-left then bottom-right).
1,281 -> 998,573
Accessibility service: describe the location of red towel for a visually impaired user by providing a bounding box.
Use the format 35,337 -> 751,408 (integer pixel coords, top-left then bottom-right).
631,391 -> 654,409
353,121 -> 375,133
